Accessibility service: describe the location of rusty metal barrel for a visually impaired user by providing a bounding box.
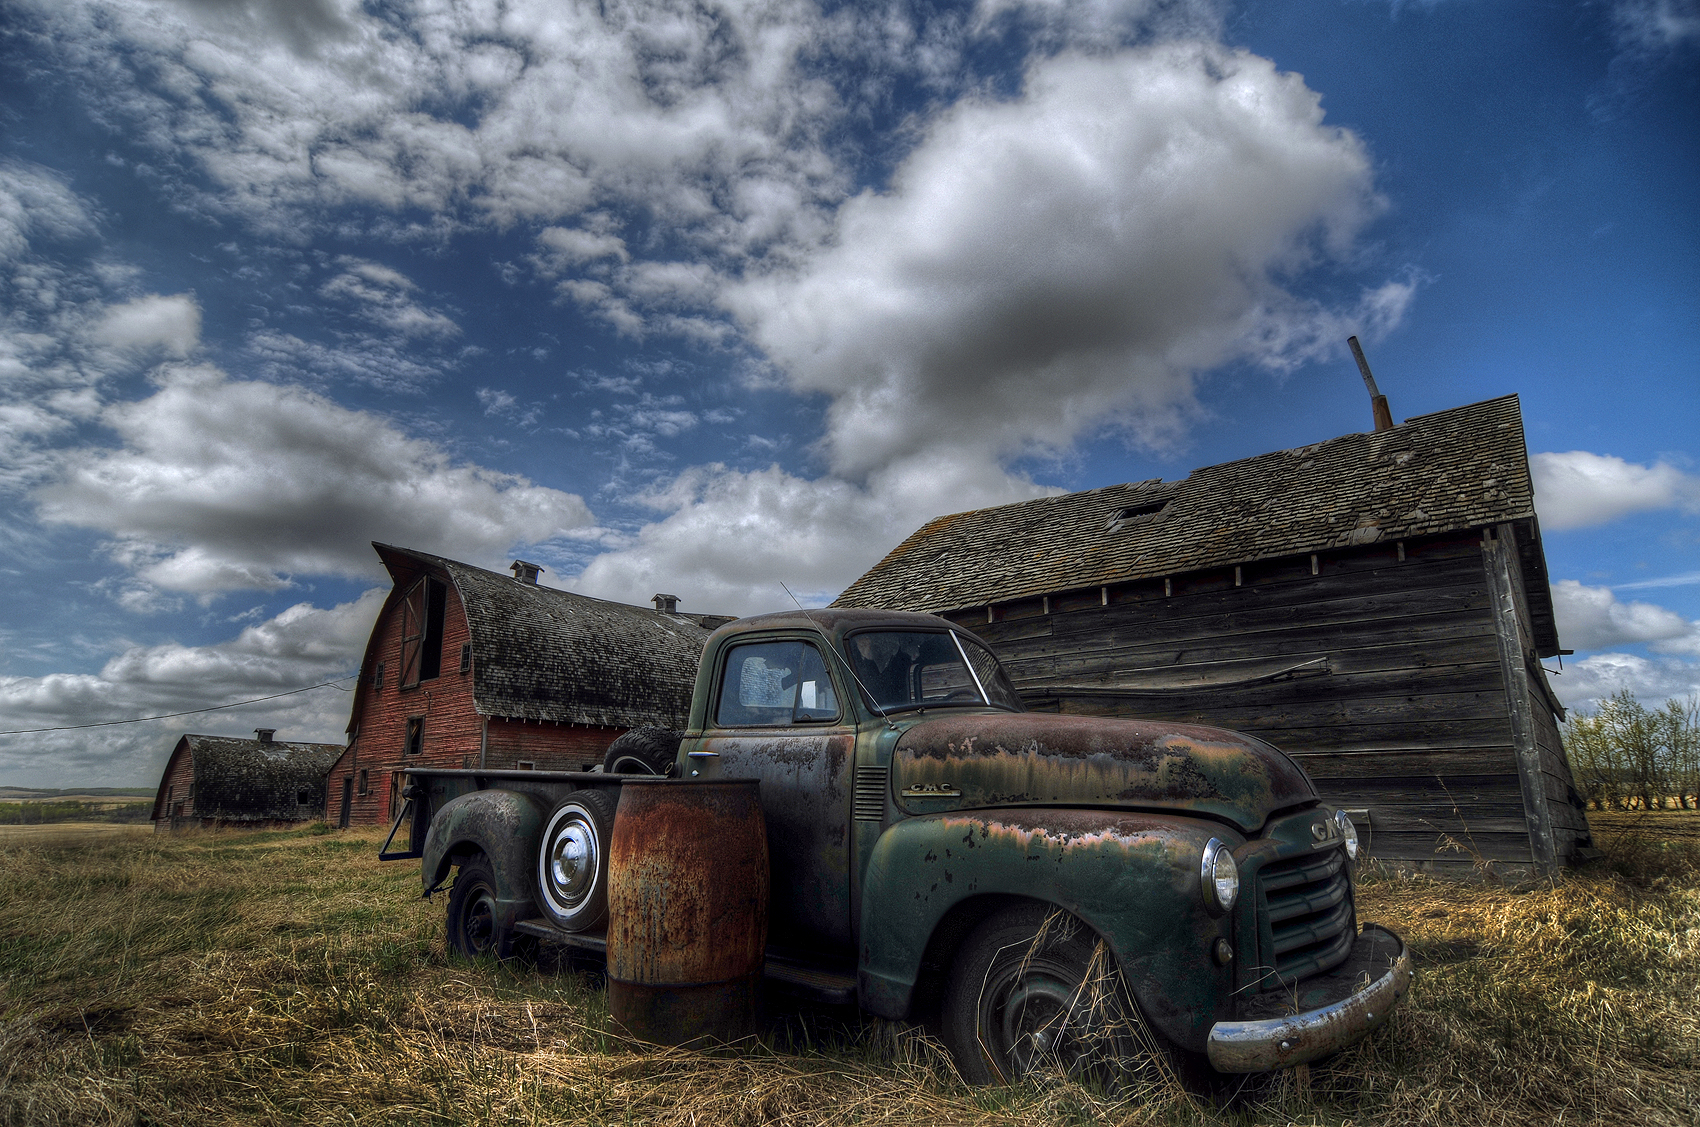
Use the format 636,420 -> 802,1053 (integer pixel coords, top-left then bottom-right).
605,778 -> 769,1046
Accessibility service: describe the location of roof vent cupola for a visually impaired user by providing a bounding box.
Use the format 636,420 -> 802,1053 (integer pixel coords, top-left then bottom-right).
652,593 -> 680,614
510,560 -> 543,585
254,728 -> 276,743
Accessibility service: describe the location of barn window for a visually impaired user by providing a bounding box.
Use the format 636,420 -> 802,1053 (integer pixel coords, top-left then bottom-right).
459,643 -> 472,674
399,578 -> 447,689
373,662 -> 385,690
296,788 -> 312,805
404,717 -> 425,756
516,760 -> 536,771
358,768 -> 369,795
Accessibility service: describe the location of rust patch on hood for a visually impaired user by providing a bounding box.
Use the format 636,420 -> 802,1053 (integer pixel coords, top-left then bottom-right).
893,713 -> 1315,832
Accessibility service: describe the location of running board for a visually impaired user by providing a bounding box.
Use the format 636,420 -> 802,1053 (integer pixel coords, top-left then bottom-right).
511,919 -> 857,1005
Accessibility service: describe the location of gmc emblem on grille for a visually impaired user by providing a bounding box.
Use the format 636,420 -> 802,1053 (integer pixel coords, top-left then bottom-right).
1311,819 -> 1342,848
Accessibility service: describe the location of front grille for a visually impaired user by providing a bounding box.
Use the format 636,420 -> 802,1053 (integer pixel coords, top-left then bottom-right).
853,765 -> 888,821
1256,846 -> 1354,989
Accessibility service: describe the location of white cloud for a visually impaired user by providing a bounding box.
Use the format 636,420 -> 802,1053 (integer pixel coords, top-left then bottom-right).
537,226 -> 630,266
1617,570 -> 1700,592
35,365 -> 600,597
1531,450 -> 1700,530
725,43 -> 1400,479
320,259 -> 459,339
92,293 -> 202,356
245,329 -> 445,393
0,160 -> 96,263
1552,579 -> 1700,653
1611,0 -> 1699,53
0,588 -> 383,787
571,453 -> 1057,615
24,0 -> 848,253
1551,651 -> 1700,715
971,0 -> 1224,47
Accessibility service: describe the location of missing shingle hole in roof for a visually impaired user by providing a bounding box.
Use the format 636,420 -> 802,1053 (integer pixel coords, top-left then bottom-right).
1107,501 -> 1168,529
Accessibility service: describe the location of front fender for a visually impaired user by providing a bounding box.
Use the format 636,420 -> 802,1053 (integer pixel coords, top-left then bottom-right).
858,808 -> 1244,1052
422,788 -> 546,929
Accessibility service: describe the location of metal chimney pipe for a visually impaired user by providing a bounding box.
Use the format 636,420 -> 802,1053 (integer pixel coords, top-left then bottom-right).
1348,336 -> 1395,432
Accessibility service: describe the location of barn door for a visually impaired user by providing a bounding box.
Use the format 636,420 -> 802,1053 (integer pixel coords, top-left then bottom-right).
399,578 -> 447,689
399,583 -> 425,689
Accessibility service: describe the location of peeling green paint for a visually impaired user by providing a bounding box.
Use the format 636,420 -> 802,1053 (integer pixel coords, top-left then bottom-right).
893,713 -> 1315,830
859,808 -> 1243,1051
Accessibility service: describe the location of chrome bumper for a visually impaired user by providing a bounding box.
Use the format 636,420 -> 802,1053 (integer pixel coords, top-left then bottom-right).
1206,923 -> 1412,1073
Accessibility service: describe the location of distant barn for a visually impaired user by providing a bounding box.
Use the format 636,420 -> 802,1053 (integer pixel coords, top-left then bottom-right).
835,394 -> 1591,875
151,730 -> 342,831
329,543 -> 730,827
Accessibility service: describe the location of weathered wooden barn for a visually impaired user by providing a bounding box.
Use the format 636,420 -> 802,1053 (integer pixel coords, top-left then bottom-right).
329,544 -> 729,827
834,394 -> 1591,874
151,730 -> 343,831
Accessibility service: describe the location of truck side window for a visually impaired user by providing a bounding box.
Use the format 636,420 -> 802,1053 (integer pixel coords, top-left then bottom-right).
715,641 -> 839,727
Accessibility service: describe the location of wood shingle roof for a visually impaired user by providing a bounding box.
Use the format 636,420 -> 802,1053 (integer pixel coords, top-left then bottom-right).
151,735 -> 343,821
372,544 -> 717,729
833,395 -> 1557,650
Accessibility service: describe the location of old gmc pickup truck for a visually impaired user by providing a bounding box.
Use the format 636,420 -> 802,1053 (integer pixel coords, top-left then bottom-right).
387,607 -> 1410,1084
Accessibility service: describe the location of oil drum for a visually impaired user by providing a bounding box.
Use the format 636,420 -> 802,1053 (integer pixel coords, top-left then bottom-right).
605,778 -> 769,1046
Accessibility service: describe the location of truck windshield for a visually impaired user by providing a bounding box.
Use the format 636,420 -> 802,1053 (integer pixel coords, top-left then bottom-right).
844,631 -> 1024,714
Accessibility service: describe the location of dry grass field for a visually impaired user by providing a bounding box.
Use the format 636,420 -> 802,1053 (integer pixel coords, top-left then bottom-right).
0,815 -> 1696,1127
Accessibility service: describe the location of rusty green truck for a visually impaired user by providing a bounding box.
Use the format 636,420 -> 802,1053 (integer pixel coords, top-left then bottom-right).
390,607 -> 1410,1083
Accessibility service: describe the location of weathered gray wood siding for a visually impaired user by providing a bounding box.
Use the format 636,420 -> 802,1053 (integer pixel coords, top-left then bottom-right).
1489,523 -> 1591,865
943,530 -> 1573,870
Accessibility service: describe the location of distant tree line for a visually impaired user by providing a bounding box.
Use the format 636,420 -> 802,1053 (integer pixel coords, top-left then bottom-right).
1563,691 -> 1700,811
0,799 -> 153,825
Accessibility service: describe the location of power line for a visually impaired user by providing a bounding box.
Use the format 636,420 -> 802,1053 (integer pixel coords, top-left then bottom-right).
0,678 -> 356,736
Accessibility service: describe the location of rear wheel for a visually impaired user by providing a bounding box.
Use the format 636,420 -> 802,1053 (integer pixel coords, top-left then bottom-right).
536,790 -> 616,932
941,904 -> 1180,1088
446,856 -> 523,961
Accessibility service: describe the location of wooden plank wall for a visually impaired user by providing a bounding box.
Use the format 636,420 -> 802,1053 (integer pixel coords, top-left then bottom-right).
945,530 -> 1547,869
1499,524 -> 1593,861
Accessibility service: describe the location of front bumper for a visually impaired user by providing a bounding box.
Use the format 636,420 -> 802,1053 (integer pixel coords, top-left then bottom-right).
1206,923 -> 1411,1073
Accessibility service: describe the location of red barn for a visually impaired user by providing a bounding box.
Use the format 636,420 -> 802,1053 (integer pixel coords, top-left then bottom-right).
330,544 -> 727,827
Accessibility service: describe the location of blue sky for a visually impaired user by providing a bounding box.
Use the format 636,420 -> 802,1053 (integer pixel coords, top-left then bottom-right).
0,0 -> 1695,786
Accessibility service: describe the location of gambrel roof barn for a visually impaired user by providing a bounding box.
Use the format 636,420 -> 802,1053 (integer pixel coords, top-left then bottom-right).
330,544 -> 727,827
836,395 -> 1589,874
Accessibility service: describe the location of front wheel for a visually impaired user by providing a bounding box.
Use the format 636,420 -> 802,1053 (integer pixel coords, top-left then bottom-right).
446,855 -> 524,961
940,904 -> 1179,1088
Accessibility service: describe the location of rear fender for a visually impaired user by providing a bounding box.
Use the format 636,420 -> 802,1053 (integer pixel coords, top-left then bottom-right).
422,788 -> 547,929
858,808 -> 1245,1052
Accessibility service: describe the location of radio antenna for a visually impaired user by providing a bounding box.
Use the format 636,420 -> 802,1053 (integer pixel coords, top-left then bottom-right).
780,581 -> 892,726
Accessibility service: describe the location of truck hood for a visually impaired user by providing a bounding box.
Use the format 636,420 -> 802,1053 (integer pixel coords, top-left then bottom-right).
890,712 -> 1316,833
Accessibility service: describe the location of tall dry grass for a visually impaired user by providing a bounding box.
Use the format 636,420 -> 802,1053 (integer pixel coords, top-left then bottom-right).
0,819 -> 1695,1126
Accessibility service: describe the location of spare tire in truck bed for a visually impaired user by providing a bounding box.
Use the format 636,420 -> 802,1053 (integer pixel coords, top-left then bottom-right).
602,727 -> 682,776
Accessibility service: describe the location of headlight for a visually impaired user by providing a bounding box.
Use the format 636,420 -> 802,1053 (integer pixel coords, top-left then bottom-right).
1200,838 -> 1239,915
1335,809 -> 1360,862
